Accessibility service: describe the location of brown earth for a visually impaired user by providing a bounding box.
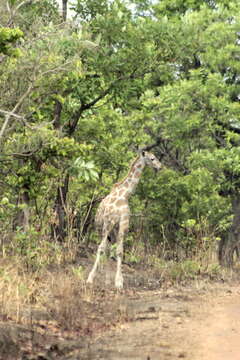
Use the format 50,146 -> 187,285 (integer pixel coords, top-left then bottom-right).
1,262 -> 240,360
77,283 -> 240,360
190,286 -> 240,360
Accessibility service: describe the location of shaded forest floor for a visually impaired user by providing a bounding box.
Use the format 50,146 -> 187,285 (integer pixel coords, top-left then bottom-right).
0,257 -> 240,359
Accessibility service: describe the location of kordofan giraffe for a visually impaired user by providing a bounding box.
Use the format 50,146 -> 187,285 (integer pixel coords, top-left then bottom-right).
87,150 -> 163,289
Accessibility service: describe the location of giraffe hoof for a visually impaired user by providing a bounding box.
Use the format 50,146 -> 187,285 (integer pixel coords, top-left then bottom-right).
116,285 -> 123,291
86,274 -> 94,284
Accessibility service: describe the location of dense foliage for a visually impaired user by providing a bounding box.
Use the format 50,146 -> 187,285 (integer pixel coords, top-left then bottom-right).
1,0 -> 240,266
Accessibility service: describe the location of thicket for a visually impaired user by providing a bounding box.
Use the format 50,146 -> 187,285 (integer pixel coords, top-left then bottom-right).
1,0 -> 240,269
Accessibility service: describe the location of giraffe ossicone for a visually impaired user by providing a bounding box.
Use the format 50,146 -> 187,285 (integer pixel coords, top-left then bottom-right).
87,150 -> 163,289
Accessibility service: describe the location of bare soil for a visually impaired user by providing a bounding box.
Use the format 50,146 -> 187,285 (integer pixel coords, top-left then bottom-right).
78,282 -> 240,360
1,261 -> 240,360
190,286 -> 240,360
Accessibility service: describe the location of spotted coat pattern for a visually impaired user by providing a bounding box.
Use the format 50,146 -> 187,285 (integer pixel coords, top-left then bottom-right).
87,151 -> 162,289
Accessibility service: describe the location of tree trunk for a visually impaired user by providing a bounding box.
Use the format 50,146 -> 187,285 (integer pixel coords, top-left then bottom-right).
62,0 -> 68,21
21,190 -> 30,232
13,158 -> 31,232
13,188 -> 30,232
218,193 -> 240,267
52,174 -> 69,242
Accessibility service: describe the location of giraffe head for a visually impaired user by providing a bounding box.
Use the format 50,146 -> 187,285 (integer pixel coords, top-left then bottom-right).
141,151 -> 162,172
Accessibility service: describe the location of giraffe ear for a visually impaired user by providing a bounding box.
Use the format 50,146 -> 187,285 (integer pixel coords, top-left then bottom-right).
137,146 -> 146,156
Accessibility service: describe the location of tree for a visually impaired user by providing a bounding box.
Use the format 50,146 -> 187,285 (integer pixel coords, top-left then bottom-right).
0,2 -> 99,234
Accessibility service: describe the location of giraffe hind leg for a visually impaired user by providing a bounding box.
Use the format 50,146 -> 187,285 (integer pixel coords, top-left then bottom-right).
87,232 -> 108,284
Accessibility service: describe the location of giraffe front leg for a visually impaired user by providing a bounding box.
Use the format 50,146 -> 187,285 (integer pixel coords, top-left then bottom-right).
87,236 -> 107,285
115,219 -> 129,289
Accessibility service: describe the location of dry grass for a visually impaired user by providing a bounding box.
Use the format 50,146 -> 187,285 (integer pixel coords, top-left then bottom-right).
0,256 -> 121,334
0,259 -> 40,323
0,244 -> 230,326
0,254 -> 127,358
41,269 -> 90,331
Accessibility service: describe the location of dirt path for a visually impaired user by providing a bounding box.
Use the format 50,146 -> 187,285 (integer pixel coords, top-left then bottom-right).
77,284 -> 240,360
190,287 -> 240,360
3,279 -> 239,359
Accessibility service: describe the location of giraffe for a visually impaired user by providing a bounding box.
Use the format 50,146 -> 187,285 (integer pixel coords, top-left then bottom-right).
87,150 -> 163,289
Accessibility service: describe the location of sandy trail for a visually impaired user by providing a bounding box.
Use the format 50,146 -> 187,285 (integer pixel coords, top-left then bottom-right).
190,287 -> 240,360
82,284 -> 240,360
23,282 -> 239,359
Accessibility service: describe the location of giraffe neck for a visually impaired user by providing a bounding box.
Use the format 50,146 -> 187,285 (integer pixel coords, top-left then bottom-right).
115,156 -> 145,198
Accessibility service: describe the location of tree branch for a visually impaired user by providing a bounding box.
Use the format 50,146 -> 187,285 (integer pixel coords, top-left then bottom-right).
0,109 -> 25,120
0,84 -> 33,146
68,86 -> 113,135
7,0 -> 36,26
68,69 -> 139,136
